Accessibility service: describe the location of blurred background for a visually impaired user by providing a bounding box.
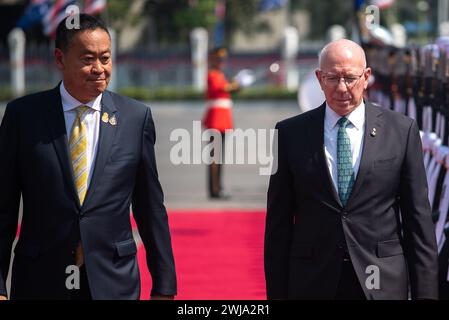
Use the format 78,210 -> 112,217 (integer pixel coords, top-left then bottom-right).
0,0 -> 446,99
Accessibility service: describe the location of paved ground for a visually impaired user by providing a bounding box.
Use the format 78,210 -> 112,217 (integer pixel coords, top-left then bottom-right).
0,100 -> 300,210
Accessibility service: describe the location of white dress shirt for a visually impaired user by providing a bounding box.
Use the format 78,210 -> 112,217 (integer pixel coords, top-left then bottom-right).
60,82 -> 101,188
324,101 -> 365,193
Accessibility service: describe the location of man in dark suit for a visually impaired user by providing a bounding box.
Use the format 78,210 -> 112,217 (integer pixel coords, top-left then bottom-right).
0,14 -> 176,300
264,39 -> 438,300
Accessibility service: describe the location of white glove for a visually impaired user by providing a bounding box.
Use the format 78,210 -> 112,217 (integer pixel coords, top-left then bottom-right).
234,69 -> 256,88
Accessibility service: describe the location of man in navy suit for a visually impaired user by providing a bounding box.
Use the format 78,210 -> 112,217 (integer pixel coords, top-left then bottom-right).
264,39 -> 438,300
0,14 -> 176,300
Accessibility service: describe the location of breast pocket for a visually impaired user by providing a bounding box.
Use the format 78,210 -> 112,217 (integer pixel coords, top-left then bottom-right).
109,153 -> 137,164
374,156 -> 397,168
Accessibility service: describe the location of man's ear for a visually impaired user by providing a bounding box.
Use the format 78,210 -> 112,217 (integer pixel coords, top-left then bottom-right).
315,69 -> 324,90
54,48 -> 65,71
363,67 -> 372,90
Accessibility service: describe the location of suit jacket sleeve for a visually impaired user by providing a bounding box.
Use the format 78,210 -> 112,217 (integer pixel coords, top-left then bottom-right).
264,122 -> 294,299
132,107 -> 177,296
0,103 -> 21,297
399,119 -> 438,300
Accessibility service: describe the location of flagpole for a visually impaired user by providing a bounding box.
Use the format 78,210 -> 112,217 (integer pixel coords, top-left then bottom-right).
352,0 -> 363,44
284,0 -> 290,27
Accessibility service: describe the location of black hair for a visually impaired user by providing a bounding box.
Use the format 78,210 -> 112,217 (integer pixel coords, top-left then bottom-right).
210,47 -> 228,58
55,14 -> 110,52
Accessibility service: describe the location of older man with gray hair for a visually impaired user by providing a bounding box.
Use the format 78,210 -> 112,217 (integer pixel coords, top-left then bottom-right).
264,39 -> 438,300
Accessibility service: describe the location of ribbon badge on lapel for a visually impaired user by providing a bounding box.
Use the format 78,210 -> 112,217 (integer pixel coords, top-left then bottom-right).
102,112 -> 109,123
101,112 -> 117,126
109,115 -> 117,126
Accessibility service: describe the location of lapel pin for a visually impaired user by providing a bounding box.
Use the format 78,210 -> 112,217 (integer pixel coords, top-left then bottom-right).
370,128 -> 377,137
102,112 -> 109,123
109,115 -> 117,126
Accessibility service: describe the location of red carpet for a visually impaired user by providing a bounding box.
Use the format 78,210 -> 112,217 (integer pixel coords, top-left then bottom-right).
133,210 -> 266,300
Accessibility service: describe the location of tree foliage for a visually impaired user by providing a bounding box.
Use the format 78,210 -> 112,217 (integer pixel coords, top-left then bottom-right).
105,0 -> 439,46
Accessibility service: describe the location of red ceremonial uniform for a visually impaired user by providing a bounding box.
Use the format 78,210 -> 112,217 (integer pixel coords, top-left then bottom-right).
203,69 -> 233,133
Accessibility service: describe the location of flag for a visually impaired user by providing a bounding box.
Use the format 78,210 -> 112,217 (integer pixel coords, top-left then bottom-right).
370,0 -> 395,10
214,0 -> 226,47
16,0 -> 52,30
354,0 -> 365,11
259,0 -> 287,11
83,0 -> 107,15
42,0 -> 76,37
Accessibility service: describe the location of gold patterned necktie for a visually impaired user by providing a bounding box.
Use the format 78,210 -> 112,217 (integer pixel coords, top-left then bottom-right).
69,105 -> 90,267
69,105 -> 90,205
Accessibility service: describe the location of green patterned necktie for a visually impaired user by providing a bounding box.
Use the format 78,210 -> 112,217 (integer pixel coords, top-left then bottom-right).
337,117 -> 354,206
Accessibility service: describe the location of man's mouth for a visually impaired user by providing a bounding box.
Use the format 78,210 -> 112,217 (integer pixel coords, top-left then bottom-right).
89,79 -> 106,83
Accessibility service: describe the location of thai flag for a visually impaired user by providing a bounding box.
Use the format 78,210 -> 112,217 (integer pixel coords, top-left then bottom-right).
370,0 -> 395,9
83,0 -> 107,15
42,0 -> 76,36
16,0 -> 52,30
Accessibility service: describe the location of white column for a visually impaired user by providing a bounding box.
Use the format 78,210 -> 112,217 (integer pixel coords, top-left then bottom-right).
327,25 -> 347,42
190,28 -> 208,92
439,21 -> 449,37
438,0 -> 449,28
391,23 -> 407,48
8,28 -> 26,98
281,26 -> 299,91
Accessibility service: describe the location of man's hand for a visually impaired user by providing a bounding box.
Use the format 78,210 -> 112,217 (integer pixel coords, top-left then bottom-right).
0,295 -> 7,301
150,295 -> 174,300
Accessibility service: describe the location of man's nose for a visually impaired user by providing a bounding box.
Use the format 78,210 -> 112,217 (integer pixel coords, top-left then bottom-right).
335,78 -> 348,92
92,60 -> 104,74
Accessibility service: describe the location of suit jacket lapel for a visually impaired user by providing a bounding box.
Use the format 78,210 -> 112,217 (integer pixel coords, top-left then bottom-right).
346,101 -> 384,208
82,91 -> 117,209
307,103 -> 343,207
44,84 -> 81,209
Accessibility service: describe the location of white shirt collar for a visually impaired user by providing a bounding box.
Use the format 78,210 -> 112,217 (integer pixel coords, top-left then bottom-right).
60,81 -> 102,112
325,100 -> 365,131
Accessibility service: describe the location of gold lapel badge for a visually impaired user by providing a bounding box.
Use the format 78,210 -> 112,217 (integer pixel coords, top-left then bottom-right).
109,115 -> 117,126
102,112 -> 109,123
370,127 -> 377,137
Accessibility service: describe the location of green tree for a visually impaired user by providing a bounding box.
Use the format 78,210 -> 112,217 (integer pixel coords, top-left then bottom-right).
107,0 -> 263,46
141,0 -> 217,45
225,0 -> 262,37
291,0 -> 354,39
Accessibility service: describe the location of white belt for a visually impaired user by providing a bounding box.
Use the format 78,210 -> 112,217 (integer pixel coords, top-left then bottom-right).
207,99 -> 233,109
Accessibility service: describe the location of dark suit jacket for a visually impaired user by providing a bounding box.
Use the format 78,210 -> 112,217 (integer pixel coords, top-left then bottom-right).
264,101 -> 438,300
0,85 -> 177,299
